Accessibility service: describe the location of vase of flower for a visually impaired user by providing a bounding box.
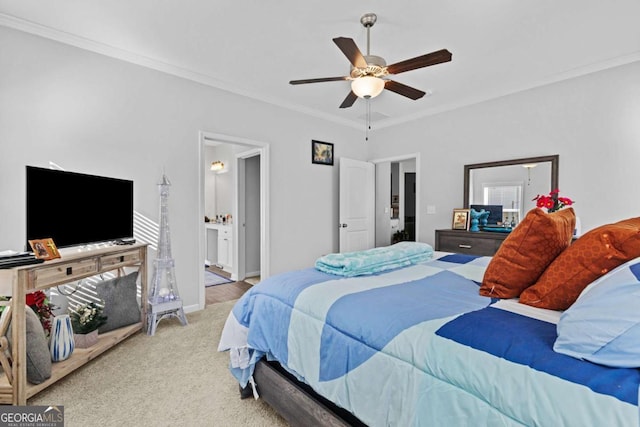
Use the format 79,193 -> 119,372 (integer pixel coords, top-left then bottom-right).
50,314 -> 75,362
70,302 -> 107,349
532,189 -> 574,213
73,329 -> 99,349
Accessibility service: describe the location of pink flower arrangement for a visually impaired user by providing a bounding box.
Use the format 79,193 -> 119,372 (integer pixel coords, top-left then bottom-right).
532,189 -> 574,213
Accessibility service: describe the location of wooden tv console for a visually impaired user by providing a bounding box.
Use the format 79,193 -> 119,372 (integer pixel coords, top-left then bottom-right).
0,243 -> 148,405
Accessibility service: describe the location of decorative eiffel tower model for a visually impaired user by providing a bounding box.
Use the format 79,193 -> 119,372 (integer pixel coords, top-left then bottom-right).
147,174 -> 188,336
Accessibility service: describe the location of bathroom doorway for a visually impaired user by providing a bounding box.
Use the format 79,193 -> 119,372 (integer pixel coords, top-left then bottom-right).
198,131 -> 270,310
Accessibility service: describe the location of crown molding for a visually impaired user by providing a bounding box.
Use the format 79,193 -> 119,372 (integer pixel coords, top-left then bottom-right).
2,13 -> 638,133
0,13 -> 361,130
373,51 -> 640,130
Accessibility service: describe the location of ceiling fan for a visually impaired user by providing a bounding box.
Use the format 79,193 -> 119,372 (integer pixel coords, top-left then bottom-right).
289,13 -> 452,109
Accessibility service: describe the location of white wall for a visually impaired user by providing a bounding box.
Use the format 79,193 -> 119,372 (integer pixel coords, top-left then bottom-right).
368,61 -> 640,246
0,26 -> 366,310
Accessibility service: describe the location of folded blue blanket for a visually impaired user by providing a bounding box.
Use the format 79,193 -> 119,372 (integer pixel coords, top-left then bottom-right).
315,241 -> 434,277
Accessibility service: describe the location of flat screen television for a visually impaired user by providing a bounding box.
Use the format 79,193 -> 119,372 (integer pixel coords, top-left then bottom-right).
26,166 -> 134,250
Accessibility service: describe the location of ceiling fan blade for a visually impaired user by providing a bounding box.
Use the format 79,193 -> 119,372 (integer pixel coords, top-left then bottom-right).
384,80 -> 426,100
339,91 -> 358,108
289,76 -> 349,85
386,49 -> 452,75
333,37 -> 368,69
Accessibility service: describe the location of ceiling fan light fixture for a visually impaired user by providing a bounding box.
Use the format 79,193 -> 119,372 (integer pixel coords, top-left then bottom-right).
351,76 -> 385,99
289,12 -> 451,110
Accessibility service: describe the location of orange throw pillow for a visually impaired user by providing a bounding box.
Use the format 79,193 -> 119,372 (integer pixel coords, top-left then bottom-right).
479,208 -> 575,299
520,217 -> 640,310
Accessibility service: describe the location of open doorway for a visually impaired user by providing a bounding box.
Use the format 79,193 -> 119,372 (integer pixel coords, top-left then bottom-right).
372,154 -> 420,248
198,131 -> 269,310
403,171 -> 416,242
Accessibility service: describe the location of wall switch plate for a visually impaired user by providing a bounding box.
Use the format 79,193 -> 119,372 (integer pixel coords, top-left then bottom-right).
427,205 -> 436,214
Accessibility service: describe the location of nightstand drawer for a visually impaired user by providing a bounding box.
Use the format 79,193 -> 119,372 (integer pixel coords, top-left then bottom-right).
437,235 -> 497,255
435,229 -> 508,256
31,258 -> 99,288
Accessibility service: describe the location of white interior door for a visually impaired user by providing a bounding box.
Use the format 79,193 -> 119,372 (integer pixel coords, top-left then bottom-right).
339,157 -> 375,253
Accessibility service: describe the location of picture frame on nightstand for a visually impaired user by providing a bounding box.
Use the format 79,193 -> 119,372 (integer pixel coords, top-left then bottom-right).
452,209 -> 470,230
29,238 -> 60,260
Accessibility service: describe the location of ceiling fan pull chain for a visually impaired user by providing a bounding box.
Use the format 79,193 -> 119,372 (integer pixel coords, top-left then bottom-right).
365,99 -> 371,141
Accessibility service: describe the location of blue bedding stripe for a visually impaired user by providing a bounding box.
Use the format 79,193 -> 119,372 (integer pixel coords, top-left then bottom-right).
319,269 -> 491,381
232,268 -> 338,327
437,253 -> 481,264
232,268 -> 340,368
435,307 -> 640,405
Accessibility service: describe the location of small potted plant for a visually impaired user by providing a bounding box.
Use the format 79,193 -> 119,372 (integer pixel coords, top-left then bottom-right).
69,302 -> 107,348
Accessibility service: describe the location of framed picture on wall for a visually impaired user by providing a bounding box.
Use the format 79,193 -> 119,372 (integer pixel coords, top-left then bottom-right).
29,238 -> 61,260
311,140 -> 334,166
452,209 -> 471,230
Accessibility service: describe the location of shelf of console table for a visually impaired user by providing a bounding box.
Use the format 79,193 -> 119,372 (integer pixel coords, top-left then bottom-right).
0,243 -> 148,405
435,229 -> 509,256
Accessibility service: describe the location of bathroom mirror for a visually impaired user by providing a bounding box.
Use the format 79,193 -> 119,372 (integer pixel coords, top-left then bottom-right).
463,155 -> 559,224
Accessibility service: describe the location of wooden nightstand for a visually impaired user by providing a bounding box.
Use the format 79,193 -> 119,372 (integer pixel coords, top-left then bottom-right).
435,229 -> 509,256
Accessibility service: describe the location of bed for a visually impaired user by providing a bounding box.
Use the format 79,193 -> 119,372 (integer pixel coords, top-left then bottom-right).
218,241 -> 640,426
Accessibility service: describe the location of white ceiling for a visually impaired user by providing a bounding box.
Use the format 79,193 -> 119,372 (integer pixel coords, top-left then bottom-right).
1,1 -> 639,130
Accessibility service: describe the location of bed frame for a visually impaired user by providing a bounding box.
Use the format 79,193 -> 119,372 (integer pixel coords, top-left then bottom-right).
241,359 -> 367,427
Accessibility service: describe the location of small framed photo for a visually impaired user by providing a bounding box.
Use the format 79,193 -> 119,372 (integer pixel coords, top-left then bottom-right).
29,238 -> 61,260
312,140 -> 334,166
452,209 -> 471,230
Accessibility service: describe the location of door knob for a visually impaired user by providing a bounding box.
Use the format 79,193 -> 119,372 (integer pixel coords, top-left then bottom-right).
339,223 -> 348,228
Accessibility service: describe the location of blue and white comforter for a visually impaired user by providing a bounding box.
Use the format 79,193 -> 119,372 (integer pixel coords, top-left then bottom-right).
218,253 -> 640,426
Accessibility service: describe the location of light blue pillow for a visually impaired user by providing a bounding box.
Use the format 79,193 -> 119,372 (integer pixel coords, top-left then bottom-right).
553,257 -> 640,367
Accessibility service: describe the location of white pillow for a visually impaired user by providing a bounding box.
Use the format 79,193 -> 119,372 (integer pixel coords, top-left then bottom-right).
553,257 -> 640,367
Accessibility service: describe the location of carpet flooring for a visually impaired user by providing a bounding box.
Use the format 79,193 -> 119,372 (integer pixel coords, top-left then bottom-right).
28,300 -> 288,427
204,270 -> 234,287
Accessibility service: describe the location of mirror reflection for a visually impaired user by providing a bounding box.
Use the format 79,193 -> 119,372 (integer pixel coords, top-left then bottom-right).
464,155 -> 559,226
